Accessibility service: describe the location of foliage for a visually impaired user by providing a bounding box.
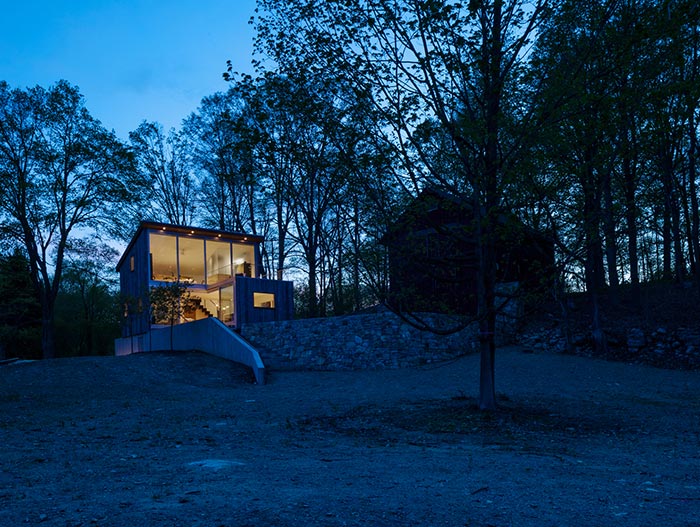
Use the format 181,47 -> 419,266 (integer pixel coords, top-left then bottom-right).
0,80 -> 142,358
54,240 -> 121,357
149,282 -> 196,352
251,0 -> 561,409
130,121 -> 198,225
0,250 -> 41,359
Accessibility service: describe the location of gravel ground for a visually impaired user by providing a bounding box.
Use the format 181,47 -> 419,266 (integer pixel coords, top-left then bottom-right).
1,347 -> 699,526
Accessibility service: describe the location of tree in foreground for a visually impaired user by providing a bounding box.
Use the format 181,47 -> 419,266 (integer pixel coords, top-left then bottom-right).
253,0 -> 566,409
0,80 -> 141,359
149,282 -> 196,353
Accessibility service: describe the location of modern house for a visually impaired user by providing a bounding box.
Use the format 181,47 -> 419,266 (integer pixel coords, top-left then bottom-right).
382,189 -> 555,315
114,221 -> 293,383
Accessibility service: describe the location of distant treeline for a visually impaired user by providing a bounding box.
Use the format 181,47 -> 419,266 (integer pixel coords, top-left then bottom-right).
2,1 -> 699,364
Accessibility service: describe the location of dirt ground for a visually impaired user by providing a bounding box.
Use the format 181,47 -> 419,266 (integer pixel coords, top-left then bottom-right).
1,347 -> 699,527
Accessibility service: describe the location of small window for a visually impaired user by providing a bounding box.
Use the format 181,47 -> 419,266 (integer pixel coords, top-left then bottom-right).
253,292 -> 275,309
130,255 -> 135,272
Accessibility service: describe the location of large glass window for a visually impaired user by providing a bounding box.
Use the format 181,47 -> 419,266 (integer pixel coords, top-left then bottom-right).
220,285 -> 234,323
253,292 -> 275,309
178,237 -> 205,284
206,240 -> 232,284
192,289 -> 219,319
233,243 -> 255,277
189,286 -> 234,324
150,233 -> 177,281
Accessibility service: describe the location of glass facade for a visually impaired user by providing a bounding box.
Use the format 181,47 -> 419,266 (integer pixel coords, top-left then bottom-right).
206,240 -> 232,284
220,285 -> 234,323
178,237 -> 205,284
149,231 -> 257,326
149,233 -> 177,281
233,243 -> 255,277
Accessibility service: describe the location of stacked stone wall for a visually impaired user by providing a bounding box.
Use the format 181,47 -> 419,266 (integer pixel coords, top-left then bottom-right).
240,311 -> 480,371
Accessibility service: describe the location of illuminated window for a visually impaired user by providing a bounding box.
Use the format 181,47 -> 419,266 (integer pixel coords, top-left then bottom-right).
233,243 -> 255,277
178,237 -> 205,284
150,233 -> 177,281
206,240 -> 232,284
253,292 -> 275,309
130,256 -> 135,272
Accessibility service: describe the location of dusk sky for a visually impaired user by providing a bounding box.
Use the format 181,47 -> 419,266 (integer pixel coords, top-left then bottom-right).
1,0 -> 258,140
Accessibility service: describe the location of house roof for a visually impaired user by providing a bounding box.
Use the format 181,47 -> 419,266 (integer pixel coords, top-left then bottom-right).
381,187 -> 552,245
116,221 -> 264,272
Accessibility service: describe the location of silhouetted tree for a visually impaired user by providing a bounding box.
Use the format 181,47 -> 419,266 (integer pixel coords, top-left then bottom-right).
130,121 -> 197,225
0,250 -> 41,359
0,80 -> 141,359
149,282 -> 196,352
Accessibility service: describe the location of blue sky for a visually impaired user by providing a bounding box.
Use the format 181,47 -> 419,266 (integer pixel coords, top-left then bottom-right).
0,0 -> 257,139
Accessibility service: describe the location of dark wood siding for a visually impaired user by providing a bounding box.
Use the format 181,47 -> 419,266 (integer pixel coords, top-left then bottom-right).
119,229 -> 150,337
383,189 -> 555,315
235,276 -> 294,325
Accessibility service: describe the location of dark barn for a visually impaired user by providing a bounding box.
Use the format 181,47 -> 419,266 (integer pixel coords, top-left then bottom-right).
382,189 -> 555,316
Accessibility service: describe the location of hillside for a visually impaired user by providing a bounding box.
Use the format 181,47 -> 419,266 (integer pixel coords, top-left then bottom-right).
519,281 -> 700,370
1,348 -> 699,526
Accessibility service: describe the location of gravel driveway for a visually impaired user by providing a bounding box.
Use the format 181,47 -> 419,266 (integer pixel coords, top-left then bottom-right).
1,347 -> 699,526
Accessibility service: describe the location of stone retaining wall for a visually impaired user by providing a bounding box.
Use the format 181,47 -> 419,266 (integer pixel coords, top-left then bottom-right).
240,311 -> 480,371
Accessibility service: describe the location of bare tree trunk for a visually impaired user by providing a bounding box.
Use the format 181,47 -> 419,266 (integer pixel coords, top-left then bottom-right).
307,248 -> 318,318
660,143 -> 675,280
476,195 -> 497,411
689,119 -> 700,281
554,278 -> 574,353
622,149 -> 640,289
353,197 -> 361,312
672,179 -> 685,281
40,300 -> 56,359
602,169 -> 619,289
590,289 -> 607,354
475,0 -> 504,412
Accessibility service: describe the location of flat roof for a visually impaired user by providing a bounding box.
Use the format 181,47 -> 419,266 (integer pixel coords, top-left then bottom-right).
116,221 -> 264,272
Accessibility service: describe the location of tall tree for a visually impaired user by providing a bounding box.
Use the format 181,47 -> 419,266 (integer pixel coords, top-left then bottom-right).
254,0 -> 563,409
55,239 -> 120,357
130,121 -> 197,226
226,73 -> 299,281
0,81 -> 140,359
183,91 -> 260,233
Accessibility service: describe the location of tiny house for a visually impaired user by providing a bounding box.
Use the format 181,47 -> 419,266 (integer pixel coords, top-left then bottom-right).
117,221 -> 293,339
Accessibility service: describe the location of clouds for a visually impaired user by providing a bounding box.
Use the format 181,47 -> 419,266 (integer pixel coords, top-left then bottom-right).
1,0 -> 255,138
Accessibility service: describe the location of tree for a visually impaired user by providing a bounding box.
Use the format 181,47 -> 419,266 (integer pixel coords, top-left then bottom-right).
531,0 -> 700,343
253,0 -> 561,409
129,121 -> 197,226
225,73 -> 298,281
55,239 -> 120,356
183,90 -> 260,233
0,80 -> 140,359
149,282 -> 196,353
